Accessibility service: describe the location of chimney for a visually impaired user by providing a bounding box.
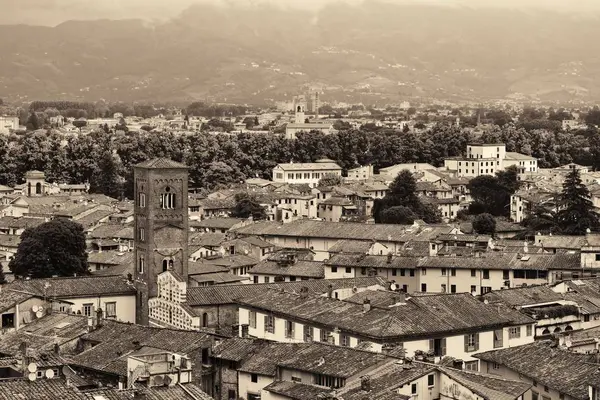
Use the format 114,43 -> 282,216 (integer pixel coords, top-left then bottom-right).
397,292 -> 406,304
386,253 -> 393,264
327,284 -> 333,299
360,375 -> 371,392
118,376 -> 126,391
19,342 -> 28,367
523,241 -> 529,254
96,308 -> 103,328
127,273 -> 133,283
363,298 -> 371,313
132,391 -> 147,400
53,343 -> 60,355
241,324 -> 249,338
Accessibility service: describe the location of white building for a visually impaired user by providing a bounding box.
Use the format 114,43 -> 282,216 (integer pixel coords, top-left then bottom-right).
285,99 -> 332,140
272,160 -> 342,188
0,116 -> 19,134
444,143 -> 538,178
237,290 -> 535,369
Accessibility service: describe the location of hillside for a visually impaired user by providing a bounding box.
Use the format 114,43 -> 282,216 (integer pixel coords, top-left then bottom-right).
2,2 -> 600,103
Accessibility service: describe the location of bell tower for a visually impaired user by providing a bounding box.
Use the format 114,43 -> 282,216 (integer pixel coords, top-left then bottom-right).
133,158 -> 189,325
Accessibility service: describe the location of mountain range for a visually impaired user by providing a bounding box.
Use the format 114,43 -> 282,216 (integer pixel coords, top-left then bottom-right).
2,1 -> 600,104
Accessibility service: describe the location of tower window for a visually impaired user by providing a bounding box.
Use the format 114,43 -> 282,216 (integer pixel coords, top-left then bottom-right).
138,227 -> 145,242
160,186 -> 176,209
139,193 -> 146,208
138,255 -> 145,274
162,258 -> 174,272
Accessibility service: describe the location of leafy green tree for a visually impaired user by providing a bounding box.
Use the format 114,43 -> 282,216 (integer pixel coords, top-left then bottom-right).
380,206 -> 416,224
473,213 -> 496,235
231,193 -> 267,220
26,112 -> 40,131
467,167 -> 519,216
556,168 -> 600,234
90,148 -> 123,199
420,202 -> 443,224
522,203 -> 559,235
318,174 -> 342,187
9,219 -> 89,278
72,119 -> 87,130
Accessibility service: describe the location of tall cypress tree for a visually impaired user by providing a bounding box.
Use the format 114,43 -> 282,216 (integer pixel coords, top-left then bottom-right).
557,168 -> 600,235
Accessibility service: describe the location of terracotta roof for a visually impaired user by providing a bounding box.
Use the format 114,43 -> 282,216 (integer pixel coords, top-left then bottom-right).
474,340 -> 600,400
0,379 -> 82,400
328,239 -> 380,254
7,275 -> 137,299
250,259 -> 325,278
80,383 -> 213,399
0,216 -> 45,229
275,162 -> 341,171
0,288 -> 34,313
237,291 -> 520,341
482,285 -> 563,307
135,158 -> 188,169
440,367 -> 531,400
70,320 -> 214,377
190,272 -> 247,284
185,277 -> 386,306
263,380 -> 332,400
190,218 -> 244,230
335,359 -> 433,400
233,220 -> 453,242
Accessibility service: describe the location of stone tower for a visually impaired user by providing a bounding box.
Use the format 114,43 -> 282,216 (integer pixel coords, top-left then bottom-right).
25,170 -> 46,197
293,95 -> 307,124
133,158 -> 189,325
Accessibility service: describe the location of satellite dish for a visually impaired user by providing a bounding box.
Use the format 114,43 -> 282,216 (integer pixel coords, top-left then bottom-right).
32,305 -> 39,313
153,375 -> 164,386
28,373 -> 37,381
28,363 -> 38,373
61,366 -> 70,375
45,369 -> 55,379
390,283 -> 399,291
164,375 -> 172,386
36,311 -> 43,319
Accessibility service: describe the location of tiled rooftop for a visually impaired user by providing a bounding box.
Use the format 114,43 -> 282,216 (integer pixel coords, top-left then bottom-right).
185,276 -> 386,306
237,291 -> 521,341
233,220 -> 453,242
482,285 -> 563,307
250,259 -> 325,278
135,158 -> 188,169
263,380 -> 332,400
7,275 -> 137,299
474,340 -> 600,400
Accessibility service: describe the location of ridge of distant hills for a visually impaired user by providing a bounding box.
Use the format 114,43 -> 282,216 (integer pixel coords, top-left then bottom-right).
2,2 -> 600,104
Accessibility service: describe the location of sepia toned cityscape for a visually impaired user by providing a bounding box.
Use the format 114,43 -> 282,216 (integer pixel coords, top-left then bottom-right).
1,0 -> 600,399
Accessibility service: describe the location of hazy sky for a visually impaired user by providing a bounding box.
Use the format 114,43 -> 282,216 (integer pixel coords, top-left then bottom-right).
2,0 -> 600,26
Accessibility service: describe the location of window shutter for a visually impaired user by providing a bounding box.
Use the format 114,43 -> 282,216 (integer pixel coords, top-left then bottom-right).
429,339 -> 435,352
264,315 -> 268,332
474,333 -> 480,351
441,338 -> 447,356
464,335 -> 469,353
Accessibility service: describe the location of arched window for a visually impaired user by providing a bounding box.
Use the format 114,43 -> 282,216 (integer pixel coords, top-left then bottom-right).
162,258 -> 174,272
553,327 -> 562,333
35,182 -> 42,195
138,255 -> 145,274
202,313 -> 208,328
27,182 -> 31,196
160,186 -> 176,210
542,328 -> 550,335
565,325 -> 574,332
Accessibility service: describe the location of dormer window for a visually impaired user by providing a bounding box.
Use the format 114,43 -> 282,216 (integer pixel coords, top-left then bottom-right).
160,186 -> 176,209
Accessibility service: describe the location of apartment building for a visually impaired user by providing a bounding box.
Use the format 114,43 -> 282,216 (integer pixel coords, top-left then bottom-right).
237,290 -> 535,368
272,160 -> 342,188
444,143 -> 537,178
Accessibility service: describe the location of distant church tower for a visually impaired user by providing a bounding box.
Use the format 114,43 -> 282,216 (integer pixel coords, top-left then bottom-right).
293,95 -> 307,124
133,158 -> 189,325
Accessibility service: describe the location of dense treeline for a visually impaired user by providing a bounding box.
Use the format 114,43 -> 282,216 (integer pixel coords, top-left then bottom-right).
0,124 -> 598,199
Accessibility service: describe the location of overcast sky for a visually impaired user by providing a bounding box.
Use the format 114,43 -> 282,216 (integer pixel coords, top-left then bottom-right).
2,0 -> 600,26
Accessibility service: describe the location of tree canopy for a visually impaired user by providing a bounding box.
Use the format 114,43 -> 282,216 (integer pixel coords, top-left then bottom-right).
375,170 -> 442,224
467,166 -> 519,216
230,193 -> 268,221
9,219 -> 89,278
472,213 -> 496,235
318,174 -> 342,187
556,168 -> 600,234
